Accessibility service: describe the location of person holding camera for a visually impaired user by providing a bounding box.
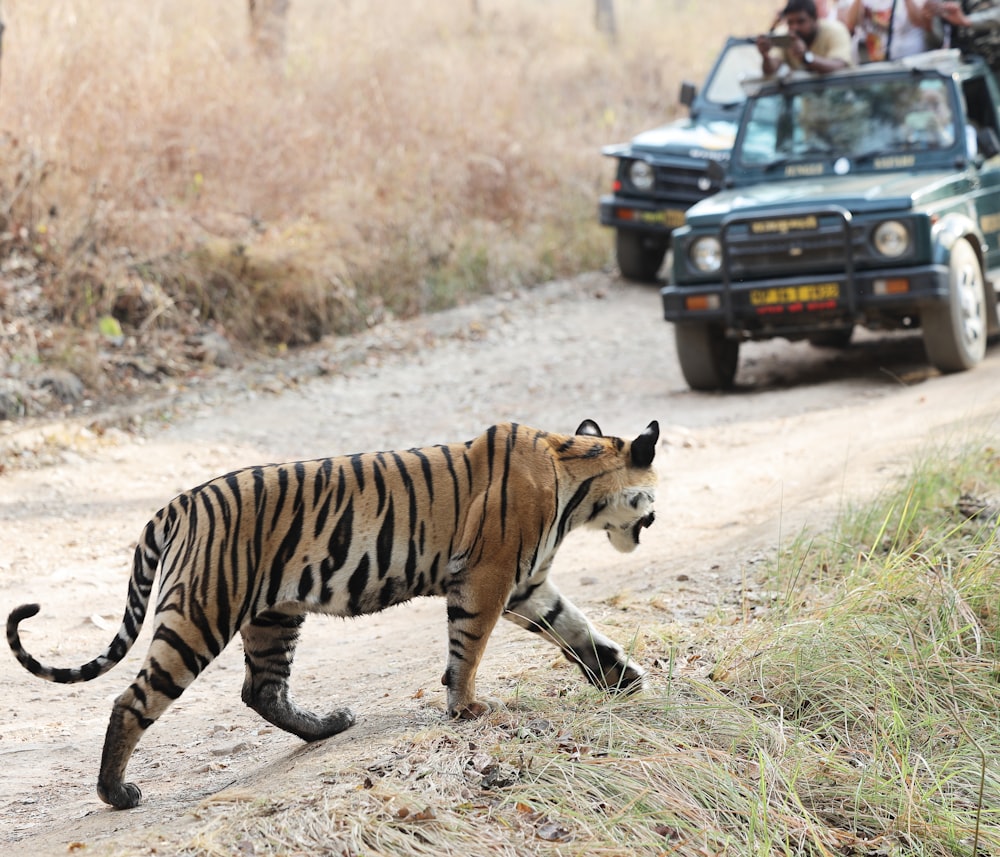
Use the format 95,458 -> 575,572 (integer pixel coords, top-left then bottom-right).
758,0 -> 855,74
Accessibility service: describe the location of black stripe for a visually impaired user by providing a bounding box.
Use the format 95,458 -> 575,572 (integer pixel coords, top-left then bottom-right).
323,495 -> 354,583
541,599 -> 564,629
269,466 -> 290,534
153,625 -> 207,678
248,474 -> 269,614
298,567 -> 314,601
379,577 -> 396,609
335,463 -> 347,512
347,553 -> 370,615
350,454 -> 366,492
506,580 -> 543,610
556,477 -> 596,541
209,482 -> 235,637
147,656 -> 187,700
376,497 -> 395,580
440,445 -> 462,532
314,458 -> 333,498
314,489 -> 333,540
447,603 -> 478,622
389,452 -> 420,544
485,425 -> 498,481
373,457 -> 387,516
405,538 -> 418,590
267,487 -> 305,606
411,448 -> 435,503
189,596 -> 225,658
499,429 -> 515,541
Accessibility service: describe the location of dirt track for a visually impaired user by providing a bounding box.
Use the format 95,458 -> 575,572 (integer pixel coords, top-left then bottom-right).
2,272 -> 999,854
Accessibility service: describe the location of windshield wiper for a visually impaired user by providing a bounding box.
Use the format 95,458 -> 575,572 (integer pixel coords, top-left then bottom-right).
853,144 -> 909,164
761,147 -> 830,172
762,156 -> 792,172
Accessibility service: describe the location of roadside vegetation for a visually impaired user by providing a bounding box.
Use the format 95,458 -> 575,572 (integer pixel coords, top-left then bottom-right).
0,0 -> 761,405
107,440 -> 1000,856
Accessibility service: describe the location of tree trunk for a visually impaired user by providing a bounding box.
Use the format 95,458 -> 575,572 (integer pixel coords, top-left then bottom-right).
248,0 -> 290,61
594,0 -> 617,43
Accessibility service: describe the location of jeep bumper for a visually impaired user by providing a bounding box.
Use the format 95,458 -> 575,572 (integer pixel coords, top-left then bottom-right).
661,263 -> 951,335
599,194 -> 688,235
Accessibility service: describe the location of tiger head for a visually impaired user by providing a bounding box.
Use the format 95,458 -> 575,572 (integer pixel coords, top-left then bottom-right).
574,419 -> 659,554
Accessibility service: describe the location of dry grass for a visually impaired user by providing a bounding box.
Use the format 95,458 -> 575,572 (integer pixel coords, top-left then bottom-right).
0,0 -> 763,352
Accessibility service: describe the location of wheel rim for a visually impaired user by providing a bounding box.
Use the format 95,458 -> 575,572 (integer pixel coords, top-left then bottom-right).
956,257 -> 986,352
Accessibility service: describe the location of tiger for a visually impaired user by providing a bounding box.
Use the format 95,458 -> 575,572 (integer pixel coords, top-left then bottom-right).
7,418 -> 659,810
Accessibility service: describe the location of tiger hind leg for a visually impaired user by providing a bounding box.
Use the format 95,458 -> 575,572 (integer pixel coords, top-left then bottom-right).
240,611 -> 355,741
98,618 -> 226,809
504,578 -> 647,693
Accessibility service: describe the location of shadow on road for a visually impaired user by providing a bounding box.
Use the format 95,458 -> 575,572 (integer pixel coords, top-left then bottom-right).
733,330 -> 937,393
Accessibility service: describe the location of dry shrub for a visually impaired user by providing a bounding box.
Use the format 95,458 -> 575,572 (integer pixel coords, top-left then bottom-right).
0,0 -> 764,349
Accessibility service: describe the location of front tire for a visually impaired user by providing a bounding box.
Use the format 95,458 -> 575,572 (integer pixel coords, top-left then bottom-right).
922,238 -> 987,373
616,230 -> 667,283
674,323 -> 739,391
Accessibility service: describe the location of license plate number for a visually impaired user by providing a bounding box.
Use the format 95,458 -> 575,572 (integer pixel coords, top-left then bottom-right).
749,282 -> 840,307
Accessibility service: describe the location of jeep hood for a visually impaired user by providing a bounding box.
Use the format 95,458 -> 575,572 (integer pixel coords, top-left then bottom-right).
605,116 -> 737,162
685,170 -> 964,225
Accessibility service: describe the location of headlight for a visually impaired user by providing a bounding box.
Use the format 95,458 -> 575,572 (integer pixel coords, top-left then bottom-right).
872,220 -> 910,258
689,236 -> 723,273
628,160 -> 655,191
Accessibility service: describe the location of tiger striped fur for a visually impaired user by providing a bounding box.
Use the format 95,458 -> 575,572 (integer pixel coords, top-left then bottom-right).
7,419 -> 659,809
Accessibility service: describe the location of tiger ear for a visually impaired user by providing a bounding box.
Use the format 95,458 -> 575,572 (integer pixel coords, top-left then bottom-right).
630,420 -> 659,468
576,419 -> 603,437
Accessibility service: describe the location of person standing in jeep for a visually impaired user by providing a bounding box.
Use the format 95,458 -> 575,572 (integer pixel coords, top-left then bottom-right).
757,0 -> 855,74
926,2 -> 1000,72
843,0 -> 931,61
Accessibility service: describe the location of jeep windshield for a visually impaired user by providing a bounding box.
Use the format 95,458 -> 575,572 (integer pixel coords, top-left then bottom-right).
702,40 -> 768,108
734,73 -> 961,176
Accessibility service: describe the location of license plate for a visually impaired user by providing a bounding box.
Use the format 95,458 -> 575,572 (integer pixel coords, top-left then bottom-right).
749,282 -> 840,308
632,209 -> 686,228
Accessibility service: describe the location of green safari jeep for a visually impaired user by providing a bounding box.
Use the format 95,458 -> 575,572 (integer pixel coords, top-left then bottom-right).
661,51 -> 1000,390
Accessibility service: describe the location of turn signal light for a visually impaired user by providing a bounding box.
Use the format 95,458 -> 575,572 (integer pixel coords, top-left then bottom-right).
685,295 -> 721,311
873,278 -> 910,295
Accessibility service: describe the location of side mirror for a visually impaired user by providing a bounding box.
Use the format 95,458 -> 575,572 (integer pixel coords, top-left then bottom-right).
679,81 -> 697,108
706,159 -> 727,188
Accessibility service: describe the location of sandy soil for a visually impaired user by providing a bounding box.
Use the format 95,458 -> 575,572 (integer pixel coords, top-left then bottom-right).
2,272 -> 999,854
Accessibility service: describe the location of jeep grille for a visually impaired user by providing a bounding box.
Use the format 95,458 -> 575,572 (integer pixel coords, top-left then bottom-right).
642,163 -> 723,202
722,212 -> 865,278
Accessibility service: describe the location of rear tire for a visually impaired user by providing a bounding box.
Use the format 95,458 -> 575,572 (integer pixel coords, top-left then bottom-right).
922,238 -> 987,373
675,323 -> 739,391
616,230 -> 667,283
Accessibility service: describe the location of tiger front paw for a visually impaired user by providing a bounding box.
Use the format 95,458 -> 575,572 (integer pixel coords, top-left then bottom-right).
97,779 -> 142,810
449,699 -> 491,720
615,660 -> 648,694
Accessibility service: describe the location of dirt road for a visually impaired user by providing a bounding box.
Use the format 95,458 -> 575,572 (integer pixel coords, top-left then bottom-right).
2,273 -> 999,853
